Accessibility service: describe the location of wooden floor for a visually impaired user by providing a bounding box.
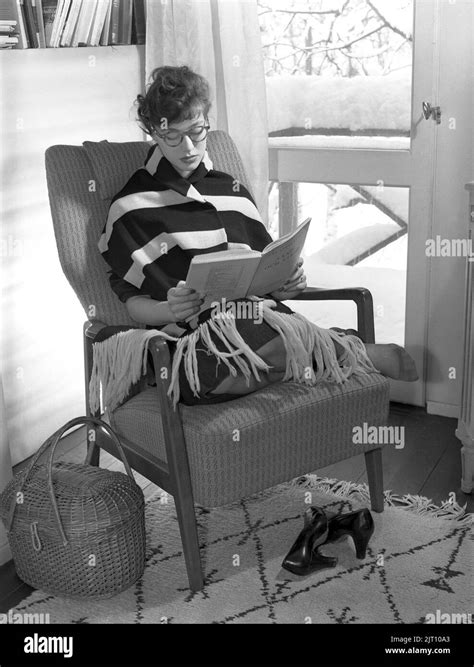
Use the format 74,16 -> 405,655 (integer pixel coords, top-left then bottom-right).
1,402 -> 472,613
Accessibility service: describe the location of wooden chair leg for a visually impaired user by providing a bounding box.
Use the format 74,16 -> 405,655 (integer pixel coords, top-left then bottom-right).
365,448 -> 384,512
174,487 -> 204,592
84,423 -> 101,467
148,336 -> 204,591
86,439 -> 101,466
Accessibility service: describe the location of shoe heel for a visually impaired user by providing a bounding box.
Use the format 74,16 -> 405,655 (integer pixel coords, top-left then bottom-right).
351,532 -> 370,559
326,508 -> 374,559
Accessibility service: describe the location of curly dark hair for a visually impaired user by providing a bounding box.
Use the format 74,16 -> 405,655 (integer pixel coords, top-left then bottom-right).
136,65 -> 212,136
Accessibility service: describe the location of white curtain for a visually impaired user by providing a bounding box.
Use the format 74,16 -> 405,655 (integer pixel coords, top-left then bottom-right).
145,0 -> 269,222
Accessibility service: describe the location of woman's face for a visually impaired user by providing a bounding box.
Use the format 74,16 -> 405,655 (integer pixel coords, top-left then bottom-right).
154,111 -> 208,179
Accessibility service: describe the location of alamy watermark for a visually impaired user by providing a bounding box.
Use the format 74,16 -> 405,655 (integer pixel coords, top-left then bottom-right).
24,633 -> 73,659
425,610 -> 472,624
352,423 -> 405,449
210,297 -> 264,324
0,610 -> 50,624
425,235 -> 474,261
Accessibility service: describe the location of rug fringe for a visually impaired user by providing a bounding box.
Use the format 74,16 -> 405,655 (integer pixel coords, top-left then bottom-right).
293,475 -> 473,525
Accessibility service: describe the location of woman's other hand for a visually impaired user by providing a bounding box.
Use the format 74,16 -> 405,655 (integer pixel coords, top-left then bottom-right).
269,257 -> 307,301
167,280 -> 204,322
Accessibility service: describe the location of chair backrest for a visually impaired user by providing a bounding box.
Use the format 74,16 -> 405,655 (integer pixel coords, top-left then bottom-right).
45,130 -> 253,327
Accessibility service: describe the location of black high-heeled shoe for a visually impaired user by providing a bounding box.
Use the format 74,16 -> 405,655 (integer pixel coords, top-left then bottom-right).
282,507 -> 338,576
325,508 -> 374,559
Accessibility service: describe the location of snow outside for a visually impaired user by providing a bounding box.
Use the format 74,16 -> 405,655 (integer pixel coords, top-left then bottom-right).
258,0 -> 413,344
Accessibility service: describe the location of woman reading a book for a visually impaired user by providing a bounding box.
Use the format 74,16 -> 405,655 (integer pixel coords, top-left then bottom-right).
95,65 -> 417,410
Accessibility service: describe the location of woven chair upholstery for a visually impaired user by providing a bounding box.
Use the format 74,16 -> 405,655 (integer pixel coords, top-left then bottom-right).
111,375 -> 389,507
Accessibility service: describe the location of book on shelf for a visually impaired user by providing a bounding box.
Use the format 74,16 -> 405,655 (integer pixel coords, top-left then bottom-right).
0,0 -> 145,47
60,0 -> 82,46
88,0 -> 109,46
23,0 -> 39,47
0,35 -> 19,47
99,0 -> 112,45
184,217 -> 312,321
118,0 -> 131,44
131,0 -> 144,44
108,0 -> 120,44
0,0 -> 27,48
0,22 -> 18,33
71,0 -> 99,46
41,0 -> 57,45
33,0 -> 46,47
17,0 -> 29,47
49,0 -> 70,46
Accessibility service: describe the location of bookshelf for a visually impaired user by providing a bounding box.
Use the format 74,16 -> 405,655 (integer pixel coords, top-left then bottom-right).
0,0 -> 145,50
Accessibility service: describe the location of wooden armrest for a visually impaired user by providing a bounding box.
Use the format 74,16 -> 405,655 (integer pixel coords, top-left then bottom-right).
83,319 -> 108,341
290,286 -> 375,343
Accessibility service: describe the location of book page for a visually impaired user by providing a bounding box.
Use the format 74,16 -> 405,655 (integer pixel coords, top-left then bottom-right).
184,252 -> 261,320
247,218 -> 311,296
261,217 -> 311,254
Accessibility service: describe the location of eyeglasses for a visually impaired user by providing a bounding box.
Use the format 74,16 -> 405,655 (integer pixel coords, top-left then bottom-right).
154,121 -> 210,147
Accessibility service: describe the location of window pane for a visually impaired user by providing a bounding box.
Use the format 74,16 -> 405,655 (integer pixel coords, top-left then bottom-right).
258,0 -> 414,149
271,182 -> 409,345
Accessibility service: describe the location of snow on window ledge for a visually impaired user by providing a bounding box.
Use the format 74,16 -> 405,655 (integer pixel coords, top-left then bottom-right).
268,135 -> 410,151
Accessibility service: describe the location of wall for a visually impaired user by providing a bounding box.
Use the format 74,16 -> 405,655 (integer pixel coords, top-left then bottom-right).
0,376 -> 12,565
425,0 -> 474,416
0,46 -> 145,465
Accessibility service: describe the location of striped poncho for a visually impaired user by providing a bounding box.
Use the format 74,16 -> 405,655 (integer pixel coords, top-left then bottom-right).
90,143 -> 378,413
98,143 -> 273,306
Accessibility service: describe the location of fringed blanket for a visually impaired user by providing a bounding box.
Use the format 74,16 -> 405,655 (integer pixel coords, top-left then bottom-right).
89,302 -> 379,413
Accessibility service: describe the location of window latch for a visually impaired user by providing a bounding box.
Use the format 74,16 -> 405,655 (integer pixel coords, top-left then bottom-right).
422,102 -> 441,124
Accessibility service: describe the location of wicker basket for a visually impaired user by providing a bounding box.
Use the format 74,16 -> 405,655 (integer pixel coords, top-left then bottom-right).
0,416 -> 146,600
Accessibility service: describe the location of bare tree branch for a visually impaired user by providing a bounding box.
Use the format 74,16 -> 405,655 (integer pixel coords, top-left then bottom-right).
382,36 -> 410,74
262,26 -> 386,62
327,26 -> 385,52
366,0 -> 412,41
258,0 -> 412,77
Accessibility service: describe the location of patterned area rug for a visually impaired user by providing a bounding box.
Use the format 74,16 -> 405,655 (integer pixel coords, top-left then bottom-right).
9,477 -> 473,624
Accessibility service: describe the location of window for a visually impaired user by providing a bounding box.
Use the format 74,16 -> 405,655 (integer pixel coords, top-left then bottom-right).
259,1 -> 414,345
258,0 -> 414,148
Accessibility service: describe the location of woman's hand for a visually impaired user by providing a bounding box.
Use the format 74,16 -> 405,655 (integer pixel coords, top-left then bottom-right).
269,257 -> 307,301
167,280 -> 204,322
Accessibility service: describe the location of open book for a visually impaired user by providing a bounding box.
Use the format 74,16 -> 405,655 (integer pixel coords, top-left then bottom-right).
184,217 -> 311,321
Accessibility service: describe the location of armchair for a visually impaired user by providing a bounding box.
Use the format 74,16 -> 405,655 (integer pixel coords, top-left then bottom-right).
45,131 -> 390,592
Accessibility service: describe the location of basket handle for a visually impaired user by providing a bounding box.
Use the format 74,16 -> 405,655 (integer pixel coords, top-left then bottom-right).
6,416 -> 135,546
